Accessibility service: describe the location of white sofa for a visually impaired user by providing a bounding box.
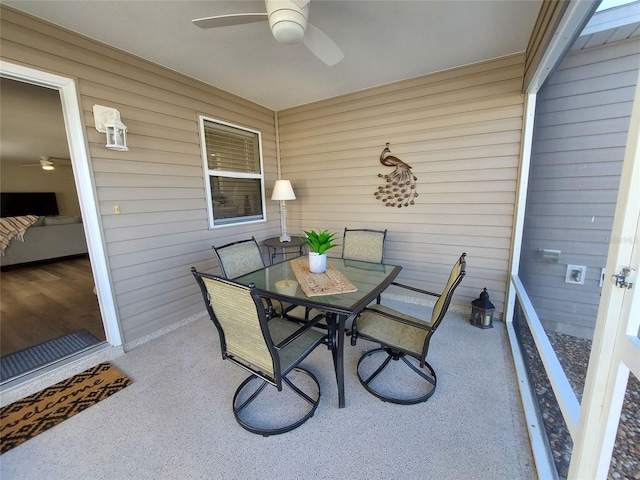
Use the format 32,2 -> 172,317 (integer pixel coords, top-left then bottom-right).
0,216 -> 88,267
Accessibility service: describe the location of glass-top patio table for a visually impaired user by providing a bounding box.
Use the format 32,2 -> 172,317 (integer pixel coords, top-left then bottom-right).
234,257 -> 402,408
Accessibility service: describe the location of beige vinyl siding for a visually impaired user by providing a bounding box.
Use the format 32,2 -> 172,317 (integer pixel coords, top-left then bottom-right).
277,54 -> 528,313
0,6 -> 280,344
519,35 -> 639,339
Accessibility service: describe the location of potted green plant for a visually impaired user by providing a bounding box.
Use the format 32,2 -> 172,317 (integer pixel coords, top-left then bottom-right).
301,229 -> 338,273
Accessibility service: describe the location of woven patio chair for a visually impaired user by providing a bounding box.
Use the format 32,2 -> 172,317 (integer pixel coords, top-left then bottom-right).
339,227 -> 388,307
341,228 -> 387,264
350,253 -> 466,404
191,268 -> 328,436
303,227 -> 389,321
212,236 -> 283,317
212,236 -> 267,279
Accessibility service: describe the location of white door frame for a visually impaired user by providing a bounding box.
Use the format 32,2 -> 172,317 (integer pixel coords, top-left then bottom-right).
0,60 -> 122,347
568,64 -> 640,480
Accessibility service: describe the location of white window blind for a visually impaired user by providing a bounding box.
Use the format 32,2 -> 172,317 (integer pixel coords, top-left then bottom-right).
199,117 -> 265,227
204,121 -> 260,173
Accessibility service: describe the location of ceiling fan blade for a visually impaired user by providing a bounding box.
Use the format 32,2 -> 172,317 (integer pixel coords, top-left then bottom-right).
18,156 -> 70,169
302,23 -> 344,66
192,13 -> 268,29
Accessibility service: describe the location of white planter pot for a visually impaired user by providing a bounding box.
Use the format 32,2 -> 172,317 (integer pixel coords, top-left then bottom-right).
308,252 -> 327,274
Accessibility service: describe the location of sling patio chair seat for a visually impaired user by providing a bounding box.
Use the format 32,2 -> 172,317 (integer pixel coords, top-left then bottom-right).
212,236 -> 284,318
191,268 -> 329,436
350,253 -> 466,405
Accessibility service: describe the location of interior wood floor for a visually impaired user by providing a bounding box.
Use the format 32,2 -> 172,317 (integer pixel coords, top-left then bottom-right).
0,256 -> 105,357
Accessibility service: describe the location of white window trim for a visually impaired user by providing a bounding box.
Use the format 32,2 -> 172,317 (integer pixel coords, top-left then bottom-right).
198,115 -> 267,229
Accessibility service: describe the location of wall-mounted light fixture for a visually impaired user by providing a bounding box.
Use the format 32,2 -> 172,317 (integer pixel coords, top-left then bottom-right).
93,105 -> 129,151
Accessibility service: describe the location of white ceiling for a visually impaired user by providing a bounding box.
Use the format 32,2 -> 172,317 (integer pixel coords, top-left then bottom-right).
3,0 -> 542,111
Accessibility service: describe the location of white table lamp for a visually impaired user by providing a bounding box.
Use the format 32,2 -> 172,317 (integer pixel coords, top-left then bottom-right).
271,180 -> 296,242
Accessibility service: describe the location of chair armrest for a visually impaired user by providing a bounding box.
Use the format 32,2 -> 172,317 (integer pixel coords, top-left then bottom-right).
274,313 -> 328,350
362,306 -> 433,331
390,282 -> 440,298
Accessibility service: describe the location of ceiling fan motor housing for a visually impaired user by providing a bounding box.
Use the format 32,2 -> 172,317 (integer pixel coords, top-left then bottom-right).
266,0 -> 309,44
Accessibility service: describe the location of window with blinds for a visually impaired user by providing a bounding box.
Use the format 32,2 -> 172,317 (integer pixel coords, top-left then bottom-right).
199,116 -> 265,227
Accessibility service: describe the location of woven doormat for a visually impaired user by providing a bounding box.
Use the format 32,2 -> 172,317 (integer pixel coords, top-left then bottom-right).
291,259 -> 358,297
0,362 -> 131,454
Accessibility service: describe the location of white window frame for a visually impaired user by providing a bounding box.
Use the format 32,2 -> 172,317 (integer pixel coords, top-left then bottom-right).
198,115 -> 266,228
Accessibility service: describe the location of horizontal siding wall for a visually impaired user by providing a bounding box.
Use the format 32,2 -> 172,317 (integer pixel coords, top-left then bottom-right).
0,6 -> 280,344
519,36 -> 639,339
277,55 -> 528,313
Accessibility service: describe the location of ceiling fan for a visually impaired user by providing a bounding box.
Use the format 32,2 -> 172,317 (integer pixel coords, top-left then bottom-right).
20,156 -> 70,171
192,0 -> 344,66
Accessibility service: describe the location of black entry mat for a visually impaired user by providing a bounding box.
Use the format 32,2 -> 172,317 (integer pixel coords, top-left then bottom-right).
1,329 -> 100,382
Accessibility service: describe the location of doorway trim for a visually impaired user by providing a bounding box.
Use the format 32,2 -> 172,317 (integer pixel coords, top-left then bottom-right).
0,60 -> 122,347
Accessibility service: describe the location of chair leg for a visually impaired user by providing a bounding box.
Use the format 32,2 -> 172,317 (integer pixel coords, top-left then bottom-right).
232,368 -> 321,436
234,377 -> 269,415
360,350 -> 394,385
401,355 -> 436,387
356,348 -> 437,405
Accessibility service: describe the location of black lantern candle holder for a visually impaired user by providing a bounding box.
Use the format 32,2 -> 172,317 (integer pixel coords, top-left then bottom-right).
471,288 -> 495,329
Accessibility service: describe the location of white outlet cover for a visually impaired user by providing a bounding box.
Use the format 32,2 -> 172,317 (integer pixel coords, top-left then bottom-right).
565,264 -> 586,285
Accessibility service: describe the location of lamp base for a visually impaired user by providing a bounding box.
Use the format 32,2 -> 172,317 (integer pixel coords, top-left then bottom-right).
279,234 -> 291,242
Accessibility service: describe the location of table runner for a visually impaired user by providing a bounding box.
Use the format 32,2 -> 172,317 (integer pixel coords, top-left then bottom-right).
291,258 -> 358,297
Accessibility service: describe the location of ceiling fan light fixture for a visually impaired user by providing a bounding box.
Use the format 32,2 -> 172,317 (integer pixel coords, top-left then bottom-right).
40,158 -> 55,170
271,20 -> 305,44
267,0 -> 308,44
192,0 -> 343,65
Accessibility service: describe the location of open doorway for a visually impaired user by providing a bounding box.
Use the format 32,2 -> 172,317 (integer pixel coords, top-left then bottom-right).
0,78 -> 106,382
0,62 -> 122,386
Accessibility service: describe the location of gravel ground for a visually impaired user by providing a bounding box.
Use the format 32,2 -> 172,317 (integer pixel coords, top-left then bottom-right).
516,320 -> 639,479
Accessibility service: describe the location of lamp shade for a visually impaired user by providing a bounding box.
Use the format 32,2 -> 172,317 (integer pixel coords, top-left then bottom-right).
271,180 -> 296,201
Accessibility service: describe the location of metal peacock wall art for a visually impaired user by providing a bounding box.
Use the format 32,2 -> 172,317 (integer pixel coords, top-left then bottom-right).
374,143 -> 418,208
